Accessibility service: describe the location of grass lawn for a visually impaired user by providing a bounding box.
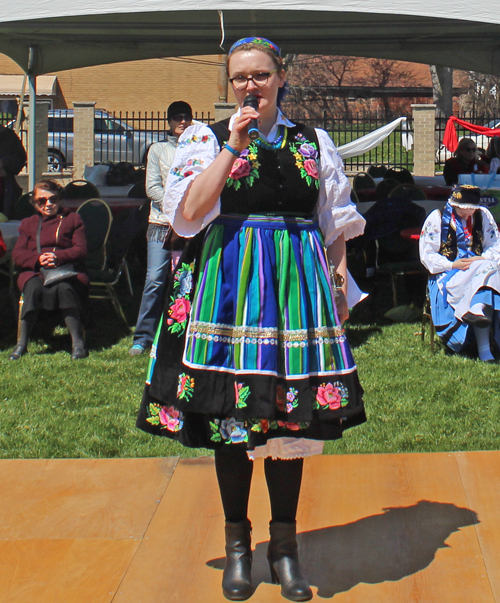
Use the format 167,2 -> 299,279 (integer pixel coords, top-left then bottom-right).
1,264 -> 499,459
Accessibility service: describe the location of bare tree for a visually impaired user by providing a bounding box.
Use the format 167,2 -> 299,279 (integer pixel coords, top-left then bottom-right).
461,71 -> 500,117
362,58 -> 417,119
283,55 -> 417,119
283,54 -> 359,119
429,65 -> 454,118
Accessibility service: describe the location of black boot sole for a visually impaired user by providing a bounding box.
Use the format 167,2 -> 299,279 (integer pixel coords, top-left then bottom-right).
462,312 -> 492,328
9,345 -> 27,360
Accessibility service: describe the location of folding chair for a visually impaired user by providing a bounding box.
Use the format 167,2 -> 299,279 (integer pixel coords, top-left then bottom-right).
77,198 -> 130,327
64,179 -> 101,200
353,172 -> 376,192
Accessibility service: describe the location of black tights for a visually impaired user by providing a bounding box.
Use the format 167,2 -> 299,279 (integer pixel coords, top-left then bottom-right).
18,308 -> 84,347
215,446 -> 303,523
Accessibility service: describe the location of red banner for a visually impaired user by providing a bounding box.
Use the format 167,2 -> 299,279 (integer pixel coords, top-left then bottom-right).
443,116 -> 500,153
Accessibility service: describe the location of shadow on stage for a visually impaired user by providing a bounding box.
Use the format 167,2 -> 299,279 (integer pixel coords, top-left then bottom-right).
207,500 -> 479,598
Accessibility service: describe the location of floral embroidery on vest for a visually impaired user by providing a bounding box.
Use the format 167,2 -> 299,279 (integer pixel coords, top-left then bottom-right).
289,132 -> 320,189
226,141 -> 260,190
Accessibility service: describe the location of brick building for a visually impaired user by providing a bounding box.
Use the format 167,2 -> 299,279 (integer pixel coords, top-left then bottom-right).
0,53 -> 235,117
0,52 -> 470,122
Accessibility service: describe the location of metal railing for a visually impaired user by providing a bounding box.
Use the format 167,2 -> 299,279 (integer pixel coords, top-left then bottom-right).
287,111 -> 414,173
1,109 -> 215,172
92,110 -> 215,166
3,108 -> 416,173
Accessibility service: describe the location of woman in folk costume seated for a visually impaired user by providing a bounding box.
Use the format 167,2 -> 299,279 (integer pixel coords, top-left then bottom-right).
136,36 -> 366,601
420,184 -> 500,361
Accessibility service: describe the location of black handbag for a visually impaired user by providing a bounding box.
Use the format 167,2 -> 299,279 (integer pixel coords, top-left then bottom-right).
36,215 -> 79,286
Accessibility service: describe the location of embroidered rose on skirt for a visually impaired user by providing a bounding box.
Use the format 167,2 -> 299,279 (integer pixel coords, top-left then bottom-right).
159,406 -> 184,432
146,403 -> 184,432
171,297 -> 190,323
315,382 -> 349,410
177,373 -> 195,400
167,261 -> 195,335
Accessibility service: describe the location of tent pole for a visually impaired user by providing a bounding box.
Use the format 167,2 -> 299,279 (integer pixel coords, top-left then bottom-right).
27,46 -> 37,191
28,74 -> 36,191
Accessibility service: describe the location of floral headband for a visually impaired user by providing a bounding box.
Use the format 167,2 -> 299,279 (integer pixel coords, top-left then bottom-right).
228,37 -> 282,58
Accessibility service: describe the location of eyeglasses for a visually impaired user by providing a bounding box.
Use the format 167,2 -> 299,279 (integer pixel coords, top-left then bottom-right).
170,114 -> 192,122
229,70 -> 279,90
35,196 -> 59,205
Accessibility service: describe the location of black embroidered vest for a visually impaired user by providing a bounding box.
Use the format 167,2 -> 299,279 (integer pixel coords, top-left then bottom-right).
439,210 -> 483,261
208,119 -> 321,216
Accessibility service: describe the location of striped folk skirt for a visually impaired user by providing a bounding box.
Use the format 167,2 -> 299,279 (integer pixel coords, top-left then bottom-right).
136,214 -> 365,450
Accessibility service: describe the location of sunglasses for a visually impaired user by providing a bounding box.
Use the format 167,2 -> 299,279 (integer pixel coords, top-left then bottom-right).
35,196 -> 60,205
170,114 -> 192,122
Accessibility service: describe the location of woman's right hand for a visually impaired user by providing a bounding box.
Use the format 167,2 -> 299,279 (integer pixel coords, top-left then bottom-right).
227,105 -> 260,152
39,252 -> 57,268
452,257 -> 481,270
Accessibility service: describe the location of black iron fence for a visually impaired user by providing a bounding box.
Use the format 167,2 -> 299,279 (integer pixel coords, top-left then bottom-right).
92,110 -> 215,167
2,108 -> 417,173
287,111 -> 414,173
0,109 -> 215,172
435,113 -> 500,171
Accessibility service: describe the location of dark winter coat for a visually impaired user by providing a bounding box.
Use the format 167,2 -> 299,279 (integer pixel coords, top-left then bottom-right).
0,126 -> 27,217
12,208 -> 89,291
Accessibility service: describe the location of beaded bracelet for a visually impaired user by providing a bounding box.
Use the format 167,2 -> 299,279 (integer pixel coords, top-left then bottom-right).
223,143 -> 241,158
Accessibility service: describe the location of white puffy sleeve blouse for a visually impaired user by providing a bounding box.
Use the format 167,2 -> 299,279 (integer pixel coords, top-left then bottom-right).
419,206 -> 500,274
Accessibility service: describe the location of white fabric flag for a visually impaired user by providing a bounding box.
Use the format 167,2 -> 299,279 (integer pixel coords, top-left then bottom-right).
337,117 -> 407,159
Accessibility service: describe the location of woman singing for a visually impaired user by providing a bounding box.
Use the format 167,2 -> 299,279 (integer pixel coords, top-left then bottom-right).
137,37 -> 366,601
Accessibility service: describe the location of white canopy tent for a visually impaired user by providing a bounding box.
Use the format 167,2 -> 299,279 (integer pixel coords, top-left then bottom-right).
1,0 -> 499,185
1,1 -> 499,75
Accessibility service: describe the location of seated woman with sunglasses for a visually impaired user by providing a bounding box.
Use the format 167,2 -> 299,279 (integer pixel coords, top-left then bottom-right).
10,179 -> 89,360
137,37 -> 366,601
443,137 -> 489,185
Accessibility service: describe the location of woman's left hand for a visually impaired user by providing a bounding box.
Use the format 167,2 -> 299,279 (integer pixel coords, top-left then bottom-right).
336,290 -> 349,324
39,252 -> 58,268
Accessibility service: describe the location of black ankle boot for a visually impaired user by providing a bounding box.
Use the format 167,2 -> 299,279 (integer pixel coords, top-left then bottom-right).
267,521 -> 312,602
222,519 -> 253,601
9,343 -> 27,361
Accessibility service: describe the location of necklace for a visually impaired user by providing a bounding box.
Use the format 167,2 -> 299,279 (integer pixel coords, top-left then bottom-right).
255,125 -> 287,151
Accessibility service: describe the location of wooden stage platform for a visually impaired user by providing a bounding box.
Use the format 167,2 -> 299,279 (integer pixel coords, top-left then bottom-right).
1,451 -> 500,602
